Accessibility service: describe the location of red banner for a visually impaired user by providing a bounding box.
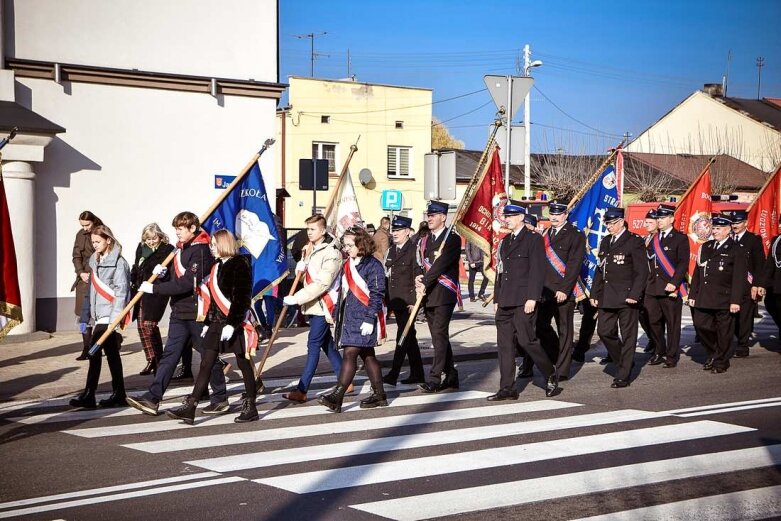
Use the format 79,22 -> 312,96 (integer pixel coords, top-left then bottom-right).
674,162 -> 713,278
0,174 -> 23,339
454,146 -> 508,281
747,165 -> 781,255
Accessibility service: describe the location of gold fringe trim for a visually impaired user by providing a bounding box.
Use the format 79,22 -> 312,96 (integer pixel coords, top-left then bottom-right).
0,301 -> 24,341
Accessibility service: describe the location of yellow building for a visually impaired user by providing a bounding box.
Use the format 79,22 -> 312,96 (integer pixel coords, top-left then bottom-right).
276,76 -> 432,229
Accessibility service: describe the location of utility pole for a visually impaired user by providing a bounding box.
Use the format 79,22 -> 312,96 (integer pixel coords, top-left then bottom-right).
347,48 -> 352,79
523,45 -> 531,198
723,49 -> 732,96
295,32 -> 328,77
756,56 -> 765,100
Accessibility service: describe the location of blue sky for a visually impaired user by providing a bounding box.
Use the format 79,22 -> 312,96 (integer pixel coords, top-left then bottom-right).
280,0 -> 781,153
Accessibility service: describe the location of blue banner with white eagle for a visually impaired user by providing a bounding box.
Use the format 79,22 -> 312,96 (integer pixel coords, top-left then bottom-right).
568,163 -> 620,296
202,161 -> 288,301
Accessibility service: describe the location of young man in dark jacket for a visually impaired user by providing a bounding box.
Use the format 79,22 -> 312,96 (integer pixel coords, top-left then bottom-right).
127,211 -> 226,416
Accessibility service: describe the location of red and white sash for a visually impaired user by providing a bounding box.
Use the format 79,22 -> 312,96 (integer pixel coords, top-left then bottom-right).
91,272 -> 131,329
419,234 -> 463,306
342,259 -> 387,344
197,262 -> 259,359
304,268 -> 341,324
173,231 -> 211,278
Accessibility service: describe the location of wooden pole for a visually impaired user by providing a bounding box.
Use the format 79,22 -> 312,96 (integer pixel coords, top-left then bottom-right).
323,136 -> 360,219
89,140 -> 275,355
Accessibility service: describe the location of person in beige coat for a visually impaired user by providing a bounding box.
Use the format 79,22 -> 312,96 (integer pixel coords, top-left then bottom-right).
372,216 -> 391,262
282,214 -> 344,402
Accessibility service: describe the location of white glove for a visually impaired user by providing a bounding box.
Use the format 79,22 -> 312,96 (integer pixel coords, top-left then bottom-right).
139,281 -> 154,294
220,325 -> 235,341
201,325 -> 208,338
152,264 -> 167,277
360,322 -> 374,336
283,295 -> 297,307
295,260 -> 306,273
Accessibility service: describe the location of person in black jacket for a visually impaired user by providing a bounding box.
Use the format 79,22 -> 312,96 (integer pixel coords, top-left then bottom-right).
761,219 -> 781,337
689,214 -> 748,373
415,201 -> 462,393
492,204 -> 559,400
130,223 -> 175,375
536,201 -> 586,381
127,211 -> 225,417
166,230 -> 259,424
382,216 -> 425,386
726,209 -> 765,358
645,204 -> 690,368
591,207 -> 649,388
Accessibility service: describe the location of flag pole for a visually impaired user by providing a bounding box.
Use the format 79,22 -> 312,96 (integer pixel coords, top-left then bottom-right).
253,136 -> 361,380
88,139 -> 276,355
566,140 -> 626,212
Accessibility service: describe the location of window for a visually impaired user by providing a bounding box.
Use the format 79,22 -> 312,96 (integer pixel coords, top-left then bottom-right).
395,121 -> 404,129
312,142 -> 337,175
321,115 -> 331,124
387,146 -> 412,178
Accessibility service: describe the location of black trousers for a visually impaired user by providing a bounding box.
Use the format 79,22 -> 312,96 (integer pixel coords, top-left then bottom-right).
424,303 -> 456,384
85,324 -> 125,395
766,291 -> 781,336
387,304 -> 424,379
734,299 -> 757,353
597,306 -> 639,381
467,264 -> 488,298
646,295 -> 682,361
575,299 -> 598,354
639,296 -> 660,350
693,307 -> 735,369
536,297 -> 576,376
496,305 -> 553,390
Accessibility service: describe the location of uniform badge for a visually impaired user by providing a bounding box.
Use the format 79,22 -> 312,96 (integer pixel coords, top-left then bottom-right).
191,263 -> 199,273
663,246 -> 669,251
614,254 -> 625,265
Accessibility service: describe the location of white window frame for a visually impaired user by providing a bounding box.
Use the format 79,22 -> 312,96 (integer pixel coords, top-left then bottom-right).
312,141 -> 339,176
387,145 -> 413,179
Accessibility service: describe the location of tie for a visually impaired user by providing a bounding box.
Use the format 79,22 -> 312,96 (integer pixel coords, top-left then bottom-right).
551,228 -> 557,239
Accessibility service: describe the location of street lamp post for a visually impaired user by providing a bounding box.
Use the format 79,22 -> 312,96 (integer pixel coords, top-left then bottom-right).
523,44 -> 542,199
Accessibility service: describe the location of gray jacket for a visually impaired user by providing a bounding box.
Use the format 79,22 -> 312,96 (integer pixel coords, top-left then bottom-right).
80,247 -> 131,324
465,241 -> 484,265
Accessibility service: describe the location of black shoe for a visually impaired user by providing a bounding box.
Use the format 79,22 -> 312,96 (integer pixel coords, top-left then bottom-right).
600,355 -> 613,365
469,297 -> 477,302
98,392 -> 127,408
711,367 -> 728,374
360,386 -> 389,409
126,395 -> 160,416
487,388 -> 519,401
418,382 -> 440,393
662,360 -> 677,368
75,352 -> 89,361
643,343 -> 656,353
382,374 -> 398,387
648,354 -> 664,366
611,379 -> 630,388
733,350 -> 749,358
166,395 -> 197,424
69,389 -> 96,409
572,351 -> 585,363
545,367 -> 561,397
703,359 -> 714,371
171,366 -> 193,381
234,396 -> 259,423
202,400 -> 229,415
139,361 -> 155,376
318,384 -> 348,413
400,375 -> 426,385
440,370 -> 459,391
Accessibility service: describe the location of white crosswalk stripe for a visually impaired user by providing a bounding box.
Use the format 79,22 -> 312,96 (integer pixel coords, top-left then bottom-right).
2,389 -> 780,520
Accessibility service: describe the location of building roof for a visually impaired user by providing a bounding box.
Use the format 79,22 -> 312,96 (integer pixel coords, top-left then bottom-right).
623,152 -> 767,191
443,149 -> 524,184
714,96 -> 781,131
0,101 -> 65,134
766,98 -> 781,109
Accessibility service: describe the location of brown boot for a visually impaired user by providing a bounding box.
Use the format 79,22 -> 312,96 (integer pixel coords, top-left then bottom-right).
283,389 -> 307,403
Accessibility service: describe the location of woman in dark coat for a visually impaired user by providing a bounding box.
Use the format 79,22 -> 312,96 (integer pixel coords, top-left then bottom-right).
131,223 -> 175,375
166,229 -> 259,424
72,211 -> 103,360
319,227 -> 387,413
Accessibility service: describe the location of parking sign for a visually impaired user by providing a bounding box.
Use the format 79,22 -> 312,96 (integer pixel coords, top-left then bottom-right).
381,189 -> 403,211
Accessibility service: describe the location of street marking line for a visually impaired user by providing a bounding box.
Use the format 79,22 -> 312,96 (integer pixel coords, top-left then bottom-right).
123,400 -> 579,453
350,445 -> 781,521
186,409 -> 667,472
67,391 -> 503,439
0,476 -> 242,519
572,484 -> 781,521
254,421 -> 754,493
664,397 -> 781,415
675,402 -> 781,417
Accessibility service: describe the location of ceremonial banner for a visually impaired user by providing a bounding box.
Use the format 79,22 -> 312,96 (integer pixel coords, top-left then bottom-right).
747,165 -> 781,255
674,161 -> 713,277
454,145 -> 508,281
324,169 -> 362,237
0,173 -> 23,340
202,161 -> 288,301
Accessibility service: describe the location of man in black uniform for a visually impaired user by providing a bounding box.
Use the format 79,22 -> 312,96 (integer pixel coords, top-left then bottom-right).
492,204 -> 559,400
646,204 -> 690,368
536,200 -> 586,381
727,209 -> 765,358
591,207 -> 648,388
761,217 -> 781,337
383,216 -> 425,386
689,214 -> 748,373
640,209 -> 661,354
415,201 -> 462,393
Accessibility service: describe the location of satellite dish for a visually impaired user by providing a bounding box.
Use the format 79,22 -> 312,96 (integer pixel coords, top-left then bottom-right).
358,168 -> 373,186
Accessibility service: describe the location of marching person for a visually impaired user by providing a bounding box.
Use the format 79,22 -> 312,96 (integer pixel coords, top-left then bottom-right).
70,225 -> 130,408
645,204 -> 689,368
415,201 -> 462,393
761,217 -> 781,338
166,230 -> 259,424
373,216 -> 391,262
640,209 -> 662,355
281,214 -> 344,403
493,204 -> 559,399
465,238 -> 489,302
689,214 -> 748,373
536,200 -> 586,381
319,227 -> 388,412
523,213 -> 538,232
727,209 -> 765,358
591,207 -> 648,388
72,211 -> 103,361
382,216 -> 425,386
127,212 -> 227,416
130,223 -> 175,376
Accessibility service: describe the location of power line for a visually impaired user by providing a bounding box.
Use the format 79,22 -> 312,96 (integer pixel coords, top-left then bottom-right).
533,86 -> 623,138
295,87 -> 487,115
434,100 -> 494,126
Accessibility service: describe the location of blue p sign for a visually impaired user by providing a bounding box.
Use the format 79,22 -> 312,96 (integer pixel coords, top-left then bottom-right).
381,189 -> 403,211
